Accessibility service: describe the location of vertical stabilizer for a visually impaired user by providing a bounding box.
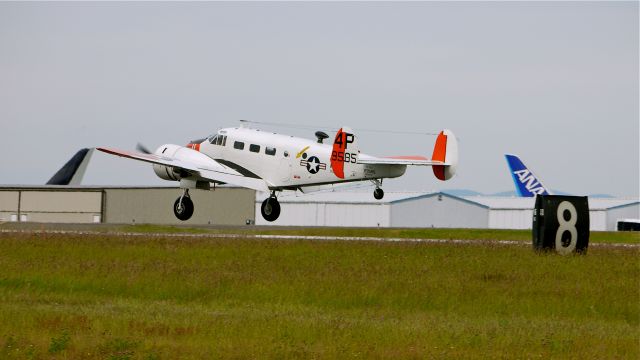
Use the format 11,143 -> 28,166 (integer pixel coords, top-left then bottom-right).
431,129 -> 458,181
46,148 -> 94,185
504,154 -> 550,197
331,127 -> 358,179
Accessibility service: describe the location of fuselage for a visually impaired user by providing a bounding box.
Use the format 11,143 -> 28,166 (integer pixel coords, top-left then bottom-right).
192,127 -> 406,190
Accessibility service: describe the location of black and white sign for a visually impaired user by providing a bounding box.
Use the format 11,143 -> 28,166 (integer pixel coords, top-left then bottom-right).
532,195 -> 589,254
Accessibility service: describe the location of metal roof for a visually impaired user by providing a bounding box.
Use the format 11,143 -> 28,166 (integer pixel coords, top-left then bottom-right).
256,190 -> 436,205
257,190 -> 639,210
257,191 -> 485,207
465,196 -> 640,210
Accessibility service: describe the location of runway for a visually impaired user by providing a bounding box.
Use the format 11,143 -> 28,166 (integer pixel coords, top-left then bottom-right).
1,229 -> 637,249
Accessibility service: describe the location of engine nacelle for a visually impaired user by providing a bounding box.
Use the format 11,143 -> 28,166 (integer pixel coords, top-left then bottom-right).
151,143 -> 220,185
153,164 -> 183,181
152,144 -> 186,181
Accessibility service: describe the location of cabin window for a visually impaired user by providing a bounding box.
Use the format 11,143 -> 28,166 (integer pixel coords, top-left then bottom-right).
283,151 -> 289,157
265,147 -> 276,156
234,141 -> 245,150
249,144 -> 260,153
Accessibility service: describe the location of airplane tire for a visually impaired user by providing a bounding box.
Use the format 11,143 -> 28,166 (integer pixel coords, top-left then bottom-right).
261,197 -> 281,222
174,196 -> 194,221
374,188 -> 384,200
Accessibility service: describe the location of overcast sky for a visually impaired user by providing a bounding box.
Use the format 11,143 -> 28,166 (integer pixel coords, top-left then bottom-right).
1,2 -> 637,197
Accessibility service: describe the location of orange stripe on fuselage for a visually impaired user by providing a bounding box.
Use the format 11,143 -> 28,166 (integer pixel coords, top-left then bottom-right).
331,128 -> 345,179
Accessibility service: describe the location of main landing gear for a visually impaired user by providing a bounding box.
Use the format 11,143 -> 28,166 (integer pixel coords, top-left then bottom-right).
174,189 -> 194,221
372,179 -> 384,200
261,191 -> 281,222
373,187 -> 384,200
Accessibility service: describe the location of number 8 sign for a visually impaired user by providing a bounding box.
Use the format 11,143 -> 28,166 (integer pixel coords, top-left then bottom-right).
533,195 -> 590,254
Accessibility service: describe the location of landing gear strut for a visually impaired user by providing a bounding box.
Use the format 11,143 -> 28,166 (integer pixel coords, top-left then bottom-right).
174,189 -> 194,221
372,179 -> 384,200
261,191 -> 281,222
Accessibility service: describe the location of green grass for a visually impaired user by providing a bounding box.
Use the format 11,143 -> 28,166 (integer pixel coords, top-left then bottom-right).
0,232 -> 638,359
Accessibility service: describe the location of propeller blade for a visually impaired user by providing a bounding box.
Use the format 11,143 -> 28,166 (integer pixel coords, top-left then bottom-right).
136,143 -> 152,154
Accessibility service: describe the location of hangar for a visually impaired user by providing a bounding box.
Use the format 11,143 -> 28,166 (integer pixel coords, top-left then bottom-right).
255,191 -> 639,231
0,186 -> 255,226
1,186 -> 637,231
254,191 -> 488,228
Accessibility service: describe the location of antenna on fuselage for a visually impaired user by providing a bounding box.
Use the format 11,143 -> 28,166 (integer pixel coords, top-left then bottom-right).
315,131 -> 329,143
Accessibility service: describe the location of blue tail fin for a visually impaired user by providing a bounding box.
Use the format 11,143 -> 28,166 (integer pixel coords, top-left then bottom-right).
504,154 -> 550,197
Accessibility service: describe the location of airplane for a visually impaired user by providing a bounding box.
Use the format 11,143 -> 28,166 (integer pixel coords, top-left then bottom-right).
47,148 -> 94,186
504,154 -> 550,197
97,123 -> 458,222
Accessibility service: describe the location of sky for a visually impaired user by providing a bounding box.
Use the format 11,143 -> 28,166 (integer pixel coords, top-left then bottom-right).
0,2 -> 638,197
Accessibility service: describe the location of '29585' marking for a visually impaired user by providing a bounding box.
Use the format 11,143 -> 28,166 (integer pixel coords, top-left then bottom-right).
331,151 -> 357,163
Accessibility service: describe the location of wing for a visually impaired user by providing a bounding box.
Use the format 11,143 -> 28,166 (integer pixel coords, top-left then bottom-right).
97,147 -> 270,192
357,154 -> 446,166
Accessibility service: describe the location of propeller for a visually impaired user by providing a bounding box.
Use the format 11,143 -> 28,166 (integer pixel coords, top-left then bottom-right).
136,143 -> 152,154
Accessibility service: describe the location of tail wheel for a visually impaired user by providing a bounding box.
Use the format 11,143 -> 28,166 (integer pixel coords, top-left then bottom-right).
174,196 -> 194,221
261,197 -> 281,222
373,188 -> 384,200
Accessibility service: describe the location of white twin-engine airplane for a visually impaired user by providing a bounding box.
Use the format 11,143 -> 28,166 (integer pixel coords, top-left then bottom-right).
97,125 -> 458,222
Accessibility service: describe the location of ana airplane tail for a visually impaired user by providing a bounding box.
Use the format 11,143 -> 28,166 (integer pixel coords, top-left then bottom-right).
504,154 -> 550,197
47,148 -> 94,185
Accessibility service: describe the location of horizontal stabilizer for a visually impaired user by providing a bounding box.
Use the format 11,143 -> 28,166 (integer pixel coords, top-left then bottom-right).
358,154 -> 444,166
357,129 -> 458,181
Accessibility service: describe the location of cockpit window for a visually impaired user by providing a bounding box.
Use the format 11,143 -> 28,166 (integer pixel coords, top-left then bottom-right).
209,135 -> 227,146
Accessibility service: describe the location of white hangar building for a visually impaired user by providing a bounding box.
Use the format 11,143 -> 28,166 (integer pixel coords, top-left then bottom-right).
255,191 -> 639,231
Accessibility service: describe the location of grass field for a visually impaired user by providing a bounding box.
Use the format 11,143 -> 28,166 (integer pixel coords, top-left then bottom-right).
0,230 -> 638,359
